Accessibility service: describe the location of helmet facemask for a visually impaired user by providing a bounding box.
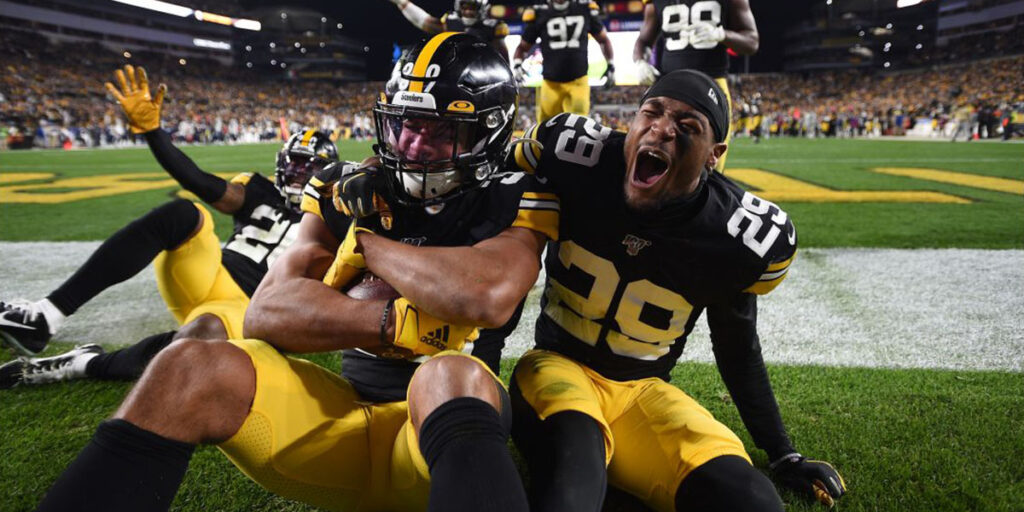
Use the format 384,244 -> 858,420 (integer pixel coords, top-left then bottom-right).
456,0 -> 483,25
373,102 -> 509,208
275,150 -> 329,211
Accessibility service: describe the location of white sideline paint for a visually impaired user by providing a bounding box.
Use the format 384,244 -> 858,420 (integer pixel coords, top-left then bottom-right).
1,243 -> 1021,372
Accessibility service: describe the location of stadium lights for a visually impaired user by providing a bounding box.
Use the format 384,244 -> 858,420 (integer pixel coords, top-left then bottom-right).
916,43 -> 923,50
319,42 -> 325,48
246,62 -> 252,68
179,58 -> 186,65
123,51 -> 131,58
300,48 -> 307,54
269,42 -> 276,48
110,1 -> 261,31
826,0 -> 832,5
337,23 -> 343,29
111,0 -> 192,17
245,45 -> 252,51
897,0 -> 923,7
321,17 -> 327,23
294,42 -> 301,48
233,19 -> 261,31
917,24 -> 924,30
271,59 -> 277,65
885,23 -> 893,29
884,61 -> 891,68
193,38 -> 231,51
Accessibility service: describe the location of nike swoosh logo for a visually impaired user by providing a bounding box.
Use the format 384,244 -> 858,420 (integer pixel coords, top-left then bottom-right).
0,317 -> 35,331
535,176 -> 549,184
787,229 -> 797,245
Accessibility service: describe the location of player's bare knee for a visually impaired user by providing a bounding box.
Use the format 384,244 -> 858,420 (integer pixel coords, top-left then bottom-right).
408,355 -> 500,427
174,314 -> 227,341
116,338 -> 254,443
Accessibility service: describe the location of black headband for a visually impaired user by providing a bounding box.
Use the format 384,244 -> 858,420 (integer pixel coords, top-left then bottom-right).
640,70 -> 730,143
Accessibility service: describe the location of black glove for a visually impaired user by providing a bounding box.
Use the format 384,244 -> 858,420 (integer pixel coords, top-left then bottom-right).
602,63 -> 616,90
770,453 -> 846,507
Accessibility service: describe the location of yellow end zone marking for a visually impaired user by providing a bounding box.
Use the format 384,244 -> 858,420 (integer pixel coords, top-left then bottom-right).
0,172 -> 237,204
727,168 -> 971,204
871,167 -> 1024,195
0,173 -> 55,185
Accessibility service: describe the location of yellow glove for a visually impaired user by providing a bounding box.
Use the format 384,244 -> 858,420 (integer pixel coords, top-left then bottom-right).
323,222 -> 374,290
104,65 -> 166,134
392,297 -> 479,356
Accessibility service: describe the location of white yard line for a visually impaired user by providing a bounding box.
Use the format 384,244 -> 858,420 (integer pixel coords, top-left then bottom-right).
2,243 -> 1021,372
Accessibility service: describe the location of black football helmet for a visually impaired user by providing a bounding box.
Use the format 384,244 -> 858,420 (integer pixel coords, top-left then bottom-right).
275,129 -> 338,211
455,0 -> 488,25
374,32 -> 518,207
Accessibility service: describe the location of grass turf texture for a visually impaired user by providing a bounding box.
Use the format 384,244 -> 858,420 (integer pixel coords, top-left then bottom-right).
1,344 -> 1022,511
1,138 -> 1022,247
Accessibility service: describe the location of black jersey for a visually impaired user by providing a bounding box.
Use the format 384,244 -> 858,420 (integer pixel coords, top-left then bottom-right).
441,12 -> 510,43
510,113 -> 796,381
302,163 -> 558,402
521,1 -> 604,82
646,0 -> 730,78
220,173 -> 302,296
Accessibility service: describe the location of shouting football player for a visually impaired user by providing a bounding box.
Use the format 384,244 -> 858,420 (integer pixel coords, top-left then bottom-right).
514,0 -> 616,123
387,0 -> 509,58
633,0 -> 759,171
34,34 -> 552,512
0,65 -> 336,388
506,70 -> 846,510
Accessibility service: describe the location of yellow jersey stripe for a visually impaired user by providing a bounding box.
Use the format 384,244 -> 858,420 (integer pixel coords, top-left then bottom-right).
229,172 -> 253,185
765,251 -> 796,273
409,32 -> 459,93
513,208 -> 559,241
523,192 -> 559,201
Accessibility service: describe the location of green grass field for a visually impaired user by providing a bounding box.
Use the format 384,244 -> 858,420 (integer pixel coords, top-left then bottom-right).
1,137 -> 1023,511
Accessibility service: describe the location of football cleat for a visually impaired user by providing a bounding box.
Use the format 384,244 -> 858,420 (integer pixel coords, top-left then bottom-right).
0,344 -> 104,388
0,300 -> 54,356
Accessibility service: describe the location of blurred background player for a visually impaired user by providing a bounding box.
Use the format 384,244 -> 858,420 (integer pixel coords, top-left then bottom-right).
0,65 -> 336,388
387,0 -> 509,58
514,0 -> 615,123
633,0 -> 759,170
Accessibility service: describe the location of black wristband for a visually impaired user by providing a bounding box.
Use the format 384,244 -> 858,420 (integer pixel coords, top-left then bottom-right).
380,298 -> 396,346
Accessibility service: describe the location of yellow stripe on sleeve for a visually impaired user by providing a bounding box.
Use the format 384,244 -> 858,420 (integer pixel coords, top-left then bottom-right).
513,209 -> 559,241
230,172 -> 253,185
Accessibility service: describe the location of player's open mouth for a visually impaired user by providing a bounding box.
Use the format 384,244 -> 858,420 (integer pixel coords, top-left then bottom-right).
631,148 -> 671,189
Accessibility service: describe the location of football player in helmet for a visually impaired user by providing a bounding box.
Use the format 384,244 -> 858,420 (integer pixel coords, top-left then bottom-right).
0,65 -> 336,389
633,0 -> 759,171
514,0 -> 615,122
387,0 -> 509,58
506,70 -> 846,510
35,34 -> 552,512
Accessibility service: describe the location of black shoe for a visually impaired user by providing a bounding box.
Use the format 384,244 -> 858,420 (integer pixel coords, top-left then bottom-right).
0,300 -> 53,356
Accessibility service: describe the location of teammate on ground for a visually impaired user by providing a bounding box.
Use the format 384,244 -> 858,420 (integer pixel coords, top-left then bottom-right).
0,65 -> 336,388
633,0 -> 758,171
514,0 -> 615,123
507,70 -> 846,510
34,34 -> 552,512
388,0 -> 509,57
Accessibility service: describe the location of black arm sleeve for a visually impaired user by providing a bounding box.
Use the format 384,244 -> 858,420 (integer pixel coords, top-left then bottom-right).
707,292 -> 796,462
143,129 -> 227,204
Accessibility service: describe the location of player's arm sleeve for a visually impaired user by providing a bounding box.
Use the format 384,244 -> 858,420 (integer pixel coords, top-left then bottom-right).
744,217 -> 797,295
143,128 -> 226,203
707,293 -> 796,462
511,175 -> 560,241
521,10 -> 540,42
508,112 -> 573,176
588,2 -> 604,35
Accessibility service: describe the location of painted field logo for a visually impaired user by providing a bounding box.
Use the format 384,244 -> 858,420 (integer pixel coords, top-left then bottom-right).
2,168 -> 1020,204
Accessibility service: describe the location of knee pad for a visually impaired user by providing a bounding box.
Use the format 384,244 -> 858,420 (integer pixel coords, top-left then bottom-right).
132,199 -> 202,250
675,455 -> 783,512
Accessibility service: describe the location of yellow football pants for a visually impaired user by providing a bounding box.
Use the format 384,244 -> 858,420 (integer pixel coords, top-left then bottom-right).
538,75 -> 591,124
153,202 -> 248,339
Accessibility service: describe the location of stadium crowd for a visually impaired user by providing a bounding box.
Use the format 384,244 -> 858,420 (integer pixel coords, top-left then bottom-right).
3,29 -> 1022,150
0,31 -> 380,150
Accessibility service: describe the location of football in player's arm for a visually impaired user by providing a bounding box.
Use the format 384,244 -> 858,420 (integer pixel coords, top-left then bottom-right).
387,0 -> 509,58
33,34 -> 545,512
0,65 -> 336,389
514,0 -> 615,122
506,70 -> 845,511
